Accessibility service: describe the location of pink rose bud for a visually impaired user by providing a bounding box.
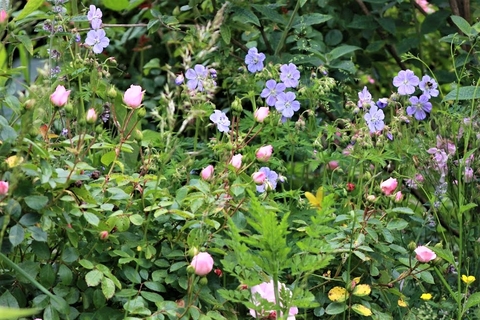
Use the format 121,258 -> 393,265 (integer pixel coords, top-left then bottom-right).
0,10 -> 7,23
394,191 -> 403,202
254,107 -> 269,122
99,231 -> 109,240
50,85 -> 71,107
123,85 -> 145,109
230,154 -> 242,169
190,252 -> 214,276
86,108 -> 97,124
380,177 -> 398,195
327,161 -> 339,170
200,165 -> 214,181
256,145 -> 273,162
0,181 -> 8,195
252,171 -> 266,185
414,246 -> 436,263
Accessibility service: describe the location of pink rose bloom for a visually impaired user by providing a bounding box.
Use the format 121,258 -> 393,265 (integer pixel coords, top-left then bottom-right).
414,246 -> 436,263
200,165 -> 214,181
415,0 -> 435,13
252,171 -> 266,185
256,145 -> 273,162
230,154 -> 242,169
394,191 -> 403,202
249,280 -> 298,319
254,107 -> 269,122
86,108 -> 97,124
0,181 -> 8,195
190,252 -> 214,276
50,85 -> 71,107
327,161 -> 339,170
123,85 -> 145,109
0,10 -> 7,23
380,177 -> 398,195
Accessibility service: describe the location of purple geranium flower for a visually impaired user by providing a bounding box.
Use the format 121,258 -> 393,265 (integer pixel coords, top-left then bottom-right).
364,105 -> 385,133
376,98 -> 388,109
358,86 -> 374,108
280,63 -> 300,88
260,80 -> 286,106
256,167 -> 279,193
419,75 -> 439,99
275,92 -> 300,118
87,5 -> 102,21
210,110 -> 230,133
90,18 -> 102,30
185,64 -> 209,91
393,69 -> 419,95
244,47 -> 266,73
407,94 -> 432,120
85,29 -> 110,54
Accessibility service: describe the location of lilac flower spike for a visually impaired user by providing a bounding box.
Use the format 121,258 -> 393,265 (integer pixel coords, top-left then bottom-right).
256,167 -> 279,193
407,94 -> 432,120
419,75 -> 439,99
260,80 -> 286,107
280,63 -> 300,88
364,104 -> 385,133
185,65 -> 209,91
210,110 -> 230,133
275,92 -> 300,118
244,47 -> 266,73
393,69 -> 419,95
85,29 -> 110,54
358,86 -> 374,108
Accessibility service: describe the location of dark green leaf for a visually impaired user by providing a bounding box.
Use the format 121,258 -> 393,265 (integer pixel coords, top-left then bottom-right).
232,7 -> 260,27
9,224 -> 24,247
451,15 -> 474,36
443,86 -> 480,101
24,195 -> 49,211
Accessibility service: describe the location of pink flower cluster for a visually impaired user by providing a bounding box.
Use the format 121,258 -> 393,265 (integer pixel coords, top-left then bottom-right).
249,280 -> 298,319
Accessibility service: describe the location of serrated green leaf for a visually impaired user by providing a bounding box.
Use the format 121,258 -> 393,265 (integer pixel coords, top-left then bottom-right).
79,259 -> 95,269
14,35 -> 33,55
293,13 -> 332,28
14,0 -> 43,21
451,15 -> 474,36
9,224 -> 24,247
101,151 -> 116,166
129,214 -> 144,226
85,270 -> 103,287
24,195 -> 49,210
465,292 -> 480,311
386,218 -> 408,230
101,278 -> 115,299
443,86 -> 480,101
83,212 -> 100,226
327,45 -> 360,61
220,25 -> 231,44
232,7 -> 260,27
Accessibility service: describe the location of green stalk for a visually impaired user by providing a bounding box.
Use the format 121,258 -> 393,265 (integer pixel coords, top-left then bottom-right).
274,0 -> 301,57
0,253 -> 69,316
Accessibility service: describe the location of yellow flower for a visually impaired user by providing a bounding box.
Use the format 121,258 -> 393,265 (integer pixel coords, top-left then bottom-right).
305,187 -> 324,209
462,275 -> 476,285
398,298 -> 408,307
420,293 -> 432,300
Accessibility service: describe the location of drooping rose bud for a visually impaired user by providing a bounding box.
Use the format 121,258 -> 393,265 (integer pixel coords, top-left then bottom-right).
230,154 -> 242,169
0,181 -> 8,195
254,107 -> 269,122
0,10 -> 8,24
380,177 -> 398,195
256,145 -> 273,162
252,171 -> 266,185
190,252 -> 214,276
86,108 -> 97,124
50,85 -> 71,107
414,246 -> 436,263
200,165 -> 214,181
123,85 -> 145,109
394,191 -> 403,202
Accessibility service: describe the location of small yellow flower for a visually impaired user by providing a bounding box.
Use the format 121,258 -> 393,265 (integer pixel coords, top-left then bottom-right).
462,275 -> 476,285
420,293 -> 432,300
398,298 -> 408,307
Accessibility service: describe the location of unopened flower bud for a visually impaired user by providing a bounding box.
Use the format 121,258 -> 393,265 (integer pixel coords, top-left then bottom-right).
407,241 -> 417,252
107,86 -> 117,98
99,231 -> 109,240
136,108 -> 146,118
231,97 -> 243,115
199,277 -> 208,285
366,194 -> 376,202
86,108 -> 97,124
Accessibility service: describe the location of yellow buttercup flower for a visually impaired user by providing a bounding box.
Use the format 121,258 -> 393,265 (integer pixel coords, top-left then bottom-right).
305,187 -> 324,209
398,298 -> 408,307
462,275 -> 476,285
420,293 -> 432,300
